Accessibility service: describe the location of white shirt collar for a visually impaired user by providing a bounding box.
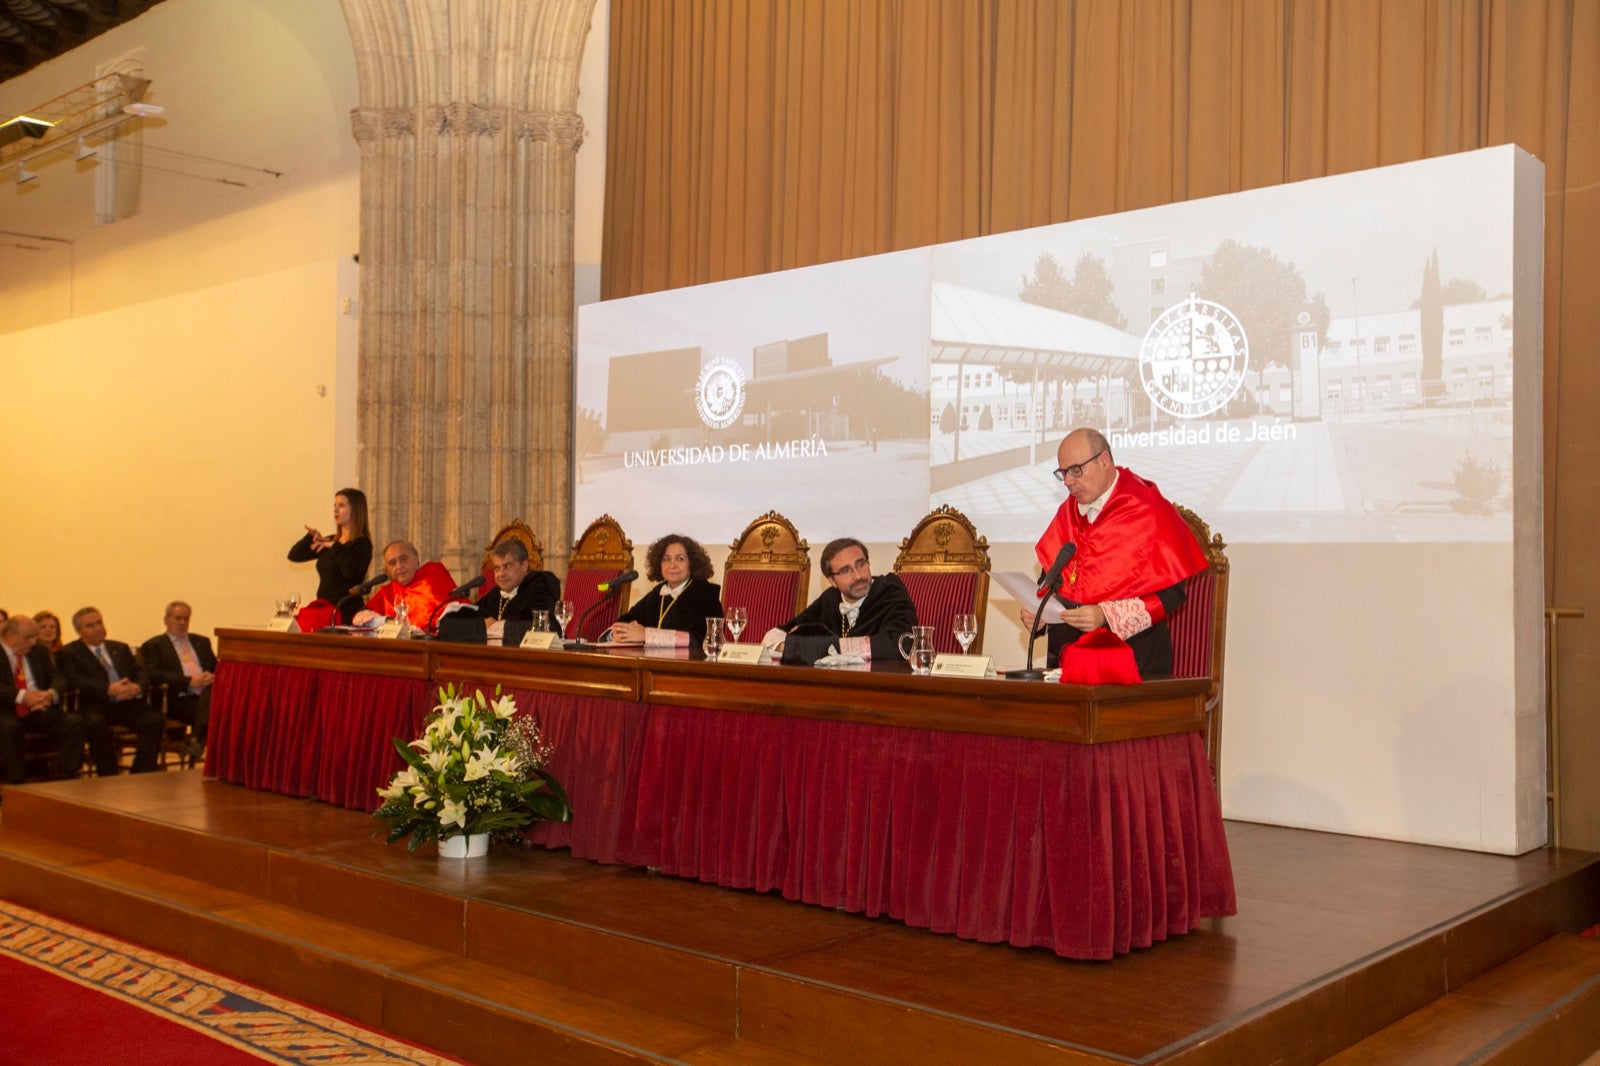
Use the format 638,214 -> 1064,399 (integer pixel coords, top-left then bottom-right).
1082,469 -> 1120,523
662,579 -> 689,597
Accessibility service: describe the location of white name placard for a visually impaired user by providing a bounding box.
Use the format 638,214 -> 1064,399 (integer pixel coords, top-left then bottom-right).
931,654 -> 996,678
519,631 -> 560,650
716,643 -> 767,664
265,616 -> 298,633
374,620 -> 405,640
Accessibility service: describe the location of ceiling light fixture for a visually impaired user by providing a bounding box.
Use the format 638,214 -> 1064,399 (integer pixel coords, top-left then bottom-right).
0,74 -> 155,183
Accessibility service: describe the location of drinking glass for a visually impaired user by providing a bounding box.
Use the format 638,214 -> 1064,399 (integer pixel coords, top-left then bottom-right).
702,617 -> 725,660
531,609 -> 550,633
953,613 -> 978,654
553,599 -> 573,636
285,592 -> 301,616
724,606 -> 748,643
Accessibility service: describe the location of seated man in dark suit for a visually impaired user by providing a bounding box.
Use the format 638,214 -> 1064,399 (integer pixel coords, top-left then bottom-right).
763,538 -> 919,664
471,537 -> 562,644
1,615 -> 84,784
58,607 -> 163,776
139,600 -> 214,760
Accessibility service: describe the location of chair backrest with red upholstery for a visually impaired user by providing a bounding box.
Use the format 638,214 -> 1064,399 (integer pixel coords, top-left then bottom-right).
563,515 -> 635,641
481,520 -> 546,601
891,504 -> 991,655
1167,504 -> 1230,791
720,511 -> 810,639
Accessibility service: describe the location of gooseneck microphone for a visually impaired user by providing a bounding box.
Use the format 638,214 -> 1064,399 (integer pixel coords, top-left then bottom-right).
597,570 -> 638,593
1007,542 -> 1078,681
1036,541 -> 1078,594
447,575 -> 487,598
571,570 -> 639,642
349,572 -> 388,596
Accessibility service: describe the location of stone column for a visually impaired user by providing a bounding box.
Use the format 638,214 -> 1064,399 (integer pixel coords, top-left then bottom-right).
341,0 -> 593,580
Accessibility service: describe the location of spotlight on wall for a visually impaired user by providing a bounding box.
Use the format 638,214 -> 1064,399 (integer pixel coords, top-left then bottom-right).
17,166 -> 37,185
122,103 -> 164,118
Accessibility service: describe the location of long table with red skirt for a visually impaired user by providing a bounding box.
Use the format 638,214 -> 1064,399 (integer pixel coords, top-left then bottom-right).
207,628 -> 1235,959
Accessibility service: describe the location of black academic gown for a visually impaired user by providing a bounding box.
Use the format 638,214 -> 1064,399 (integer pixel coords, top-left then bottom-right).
616,579 -> 724,648
778,572 -> 919,664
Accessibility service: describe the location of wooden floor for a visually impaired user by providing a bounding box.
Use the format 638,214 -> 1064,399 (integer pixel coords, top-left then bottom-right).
2,771 -> 1599,1065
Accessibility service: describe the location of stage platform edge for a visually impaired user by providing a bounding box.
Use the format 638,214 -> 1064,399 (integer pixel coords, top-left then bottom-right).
3,772 -> 1600,1065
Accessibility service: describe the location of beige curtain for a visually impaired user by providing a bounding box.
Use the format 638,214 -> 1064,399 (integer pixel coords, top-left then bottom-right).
604,1 -> 1600,839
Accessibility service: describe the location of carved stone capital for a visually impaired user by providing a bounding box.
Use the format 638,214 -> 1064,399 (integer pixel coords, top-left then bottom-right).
514,110 -> 585,150
351,106 -> 415,143
426,102 -> 505,137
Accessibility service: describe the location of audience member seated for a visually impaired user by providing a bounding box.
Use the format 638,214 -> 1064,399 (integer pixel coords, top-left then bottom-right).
345,540 -> 458,630
1,615 -> 83,784
763,538 -> 919,664
32,610 -> 63,655
609,534 -> 723,649
454,537 -> 562,645
138,600 -> 214,759
58,607 -> 163,776
288,487 -> 374,604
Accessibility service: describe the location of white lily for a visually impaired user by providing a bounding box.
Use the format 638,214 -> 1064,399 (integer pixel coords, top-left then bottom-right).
464,749 -> 494,781
439,797 -> 467,829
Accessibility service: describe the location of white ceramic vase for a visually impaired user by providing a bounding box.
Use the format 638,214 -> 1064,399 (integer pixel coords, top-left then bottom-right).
438,832 -> 489,859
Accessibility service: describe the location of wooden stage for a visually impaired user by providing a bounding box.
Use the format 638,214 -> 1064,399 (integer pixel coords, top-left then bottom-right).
4,770 -> 1600,1064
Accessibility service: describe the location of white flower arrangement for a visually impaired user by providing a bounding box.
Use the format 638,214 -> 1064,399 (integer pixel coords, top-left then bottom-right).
374,684 -> 570,851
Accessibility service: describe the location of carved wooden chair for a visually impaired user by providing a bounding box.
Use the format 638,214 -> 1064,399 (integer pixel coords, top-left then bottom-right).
564,515 -> 635,641
481,520 -> 546,602
721,511 -> 811,640
1169,504 -> 1231,795
892,503 -> 993,655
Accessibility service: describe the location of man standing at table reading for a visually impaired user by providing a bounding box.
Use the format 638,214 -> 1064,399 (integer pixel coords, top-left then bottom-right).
763,538 -> 918,664
349,540 -> 458,630
1023,428 -> 1208,682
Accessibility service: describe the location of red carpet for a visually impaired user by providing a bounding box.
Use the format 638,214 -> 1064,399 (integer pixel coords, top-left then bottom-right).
0,900 -> 462,1065
1,952 -> 268,1065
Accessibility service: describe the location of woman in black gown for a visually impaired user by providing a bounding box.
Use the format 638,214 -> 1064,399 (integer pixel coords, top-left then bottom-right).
288,487 -> 373,603
609,534 -> 722,648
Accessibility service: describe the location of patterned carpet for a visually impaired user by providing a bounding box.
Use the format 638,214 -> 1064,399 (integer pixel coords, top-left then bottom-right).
0,900 -> 462,1064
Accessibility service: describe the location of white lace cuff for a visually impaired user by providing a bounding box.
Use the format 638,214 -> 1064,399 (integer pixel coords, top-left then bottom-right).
1101,598 -> 1152,640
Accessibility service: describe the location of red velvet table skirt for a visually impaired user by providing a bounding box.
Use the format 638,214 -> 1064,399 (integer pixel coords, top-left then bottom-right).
210,668 -> 1235,958
612,702 -> 1234,959
207,662 -> 429,812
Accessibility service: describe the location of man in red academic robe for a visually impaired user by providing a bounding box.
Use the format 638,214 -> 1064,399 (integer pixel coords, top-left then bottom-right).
1024,428 -> 1209,683
351,540 -> 459,631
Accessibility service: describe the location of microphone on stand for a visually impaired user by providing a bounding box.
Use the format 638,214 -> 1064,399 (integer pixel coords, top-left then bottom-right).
349,573 -> 389,596
1037,541 -> 1078,595
447,575 -> 487,599
572,571 -> 639,642
1006,542 -> 1077,681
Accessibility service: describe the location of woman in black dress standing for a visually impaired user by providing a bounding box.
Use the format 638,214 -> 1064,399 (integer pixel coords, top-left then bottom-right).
608,534 -> 722,648
288,487 -> 373,603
